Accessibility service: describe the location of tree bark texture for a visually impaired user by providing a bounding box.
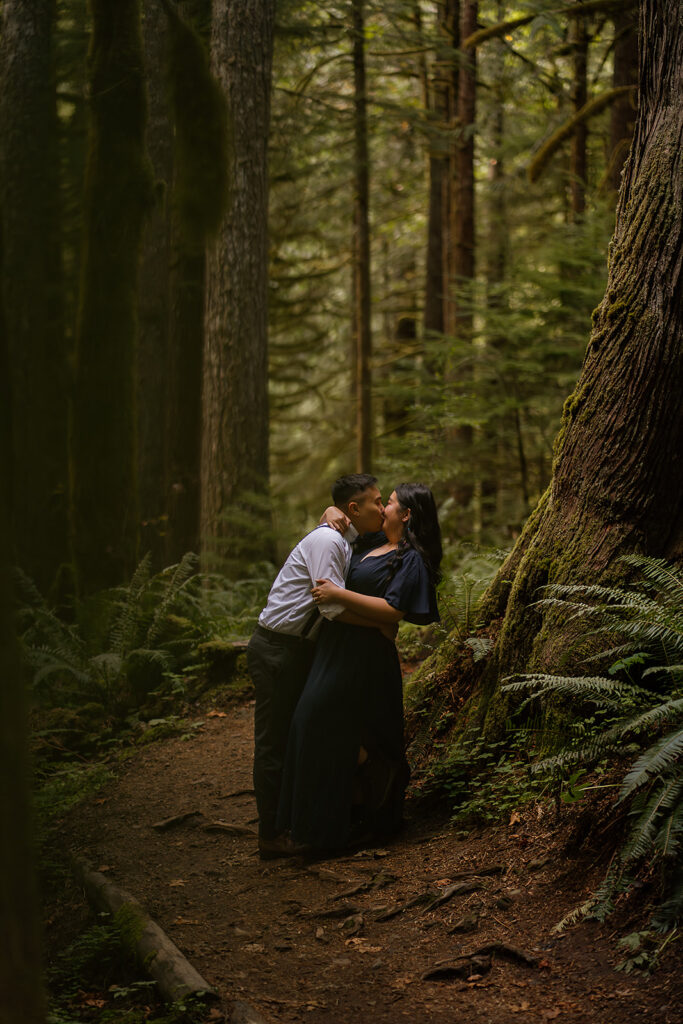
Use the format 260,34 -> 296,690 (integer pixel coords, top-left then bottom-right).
442,0 -> 460,341
473,0 -> 683,730
0,0 -> 68,595
424,0 -> 459,339
137,2 -> 173,572
202,0 -> 274,570
163,0 -> 227,564
445,0 -> 476,517
352,0 -> 373,472
72,0 -> 152,594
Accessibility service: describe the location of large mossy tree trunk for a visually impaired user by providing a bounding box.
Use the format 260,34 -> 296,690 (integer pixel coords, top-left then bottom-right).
472,0 -> 683,734
201,0 -> 274,573
0,0 -> 68,596
72,0 -> 152,594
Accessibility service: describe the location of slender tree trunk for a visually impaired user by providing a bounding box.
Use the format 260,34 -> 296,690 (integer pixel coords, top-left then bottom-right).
446,0 -> 476,521
424,0 -> 457,340
442,0 -> 460,341
72,0 -> 152,594
138,2 -> 173,571
162,0 -> 226,565
472,0 -> 683,730
570,13 -> 588,219
0,0 -> 68,595
352,0 -> 373,472
202,0 -> 274,571
608,7 -> 638,193
483,8 -> 509,535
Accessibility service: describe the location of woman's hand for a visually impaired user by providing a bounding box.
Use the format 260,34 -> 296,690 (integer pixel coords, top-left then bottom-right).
319,505 -> 350,534
312,578 -> 343,604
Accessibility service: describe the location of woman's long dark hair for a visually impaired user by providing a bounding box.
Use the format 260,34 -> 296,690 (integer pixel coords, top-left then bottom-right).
385,483 -> 443,587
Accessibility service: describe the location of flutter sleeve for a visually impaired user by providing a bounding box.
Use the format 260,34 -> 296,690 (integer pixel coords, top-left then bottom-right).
384,547 -> 439,625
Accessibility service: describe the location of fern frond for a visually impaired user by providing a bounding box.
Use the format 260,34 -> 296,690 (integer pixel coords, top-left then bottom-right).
619,554 -> 683,602
619,725 -> 683,800
653,788 -> 683,859
621,778 -> 682,863
502,673 -> 649,706
146,552 -> 199,647
651,875 -> 683,932
108,553 -> 153,655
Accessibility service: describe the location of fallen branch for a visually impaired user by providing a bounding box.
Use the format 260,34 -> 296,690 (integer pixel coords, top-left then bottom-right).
74,859 -> 217,1004
471,941 -> 539,967
203,821 -> 257,836
152,811 -> 204,831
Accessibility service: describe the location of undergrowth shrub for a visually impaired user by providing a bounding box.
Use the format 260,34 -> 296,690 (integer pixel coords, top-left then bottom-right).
16,553 -> 273,724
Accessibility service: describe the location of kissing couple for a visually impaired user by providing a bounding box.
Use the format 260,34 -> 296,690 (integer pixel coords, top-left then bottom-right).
247,474 -> 442,859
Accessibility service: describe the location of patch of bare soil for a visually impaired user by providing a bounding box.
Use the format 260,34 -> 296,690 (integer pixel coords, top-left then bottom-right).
51,703 -> 681,1024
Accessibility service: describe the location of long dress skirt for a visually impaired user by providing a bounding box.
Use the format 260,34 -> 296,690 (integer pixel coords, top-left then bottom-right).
277,550 -> 412,850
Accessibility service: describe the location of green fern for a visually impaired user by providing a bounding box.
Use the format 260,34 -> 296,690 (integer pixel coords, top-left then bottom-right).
503,554 -> 683,932
19,555 -> 204,715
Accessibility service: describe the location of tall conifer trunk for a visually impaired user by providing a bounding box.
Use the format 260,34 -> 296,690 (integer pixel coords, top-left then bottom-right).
351,0 -> 373,471
162,0 -> 226,565
424,1 -> 458,340
446,0 -> 476,521
202,0 -> 274,571
138,2 -> 173,571
0,0 -> 68,595
608,7 -> 638,193
72,0 -> 152,593
469,0 -> 683,730
570,12 -> 588,219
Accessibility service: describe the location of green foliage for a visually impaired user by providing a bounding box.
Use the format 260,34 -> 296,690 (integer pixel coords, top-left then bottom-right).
17,554 -> 202,715
47,916 -> 213,1023
503,555 -> 683,931
424,728 -> 551,828
35,762 -> 113,824
439,545 -> 508,642
615,929 -> 680,976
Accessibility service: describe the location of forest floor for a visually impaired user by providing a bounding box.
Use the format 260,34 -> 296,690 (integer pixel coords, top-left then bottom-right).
47,699 -> 682,1024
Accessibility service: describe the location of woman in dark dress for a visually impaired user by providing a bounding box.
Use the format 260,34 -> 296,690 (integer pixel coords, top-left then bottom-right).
276,483 -> 442,852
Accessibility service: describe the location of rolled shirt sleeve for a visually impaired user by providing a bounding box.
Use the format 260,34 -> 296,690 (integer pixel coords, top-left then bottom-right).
300,527 -> 348,620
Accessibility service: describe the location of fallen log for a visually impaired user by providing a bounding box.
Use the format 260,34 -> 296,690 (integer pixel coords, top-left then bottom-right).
74,859 -> 217,1004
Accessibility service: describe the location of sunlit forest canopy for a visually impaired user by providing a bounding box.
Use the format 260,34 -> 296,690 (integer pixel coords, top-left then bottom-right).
1,0 -> 638,594
268,0 -> 632,557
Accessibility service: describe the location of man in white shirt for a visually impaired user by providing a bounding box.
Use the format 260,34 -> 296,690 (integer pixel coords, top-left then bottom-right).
248,474 -> 385,858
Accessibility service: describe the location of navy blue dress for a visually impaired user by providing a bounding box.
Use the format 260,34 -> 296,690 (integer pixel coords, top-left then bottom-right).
277,546 -> 438,850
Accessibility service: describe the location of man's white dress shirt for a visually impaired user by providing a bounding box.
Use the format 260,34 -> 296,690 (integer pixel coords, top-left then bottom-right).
258,524 -> 358,637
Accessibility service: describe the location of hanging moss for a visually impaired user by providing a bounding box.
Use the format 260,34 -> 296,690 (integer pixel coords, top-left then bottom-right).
162,0 -> 230,242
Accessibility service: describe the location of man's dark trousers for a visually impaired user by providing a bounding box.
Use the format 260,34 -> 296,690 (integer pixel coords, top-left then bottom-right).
248,625 -> 315,840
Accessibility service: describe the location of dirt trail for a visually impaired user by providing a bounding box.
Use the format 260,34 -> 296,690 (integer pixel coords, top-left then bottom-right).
55,703 -> 681,1024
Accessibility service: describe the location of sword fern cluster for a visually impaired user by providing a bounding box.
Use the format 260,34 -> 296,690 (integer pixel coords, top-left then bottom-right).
503,555 -> 683,931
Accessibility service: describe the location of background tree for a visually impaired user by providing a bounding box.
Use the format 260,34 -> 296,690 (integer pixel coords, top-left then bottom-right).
0,0 -> 68,596
351,0 -> 373,470
201,0 -> 275,572
71,0 -> 153,593
440,0 -> 683,736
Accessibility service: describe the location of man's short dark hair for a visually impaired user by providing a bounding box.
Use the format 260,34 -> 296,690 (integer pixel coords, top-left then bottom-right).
332,474 -> 377,508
